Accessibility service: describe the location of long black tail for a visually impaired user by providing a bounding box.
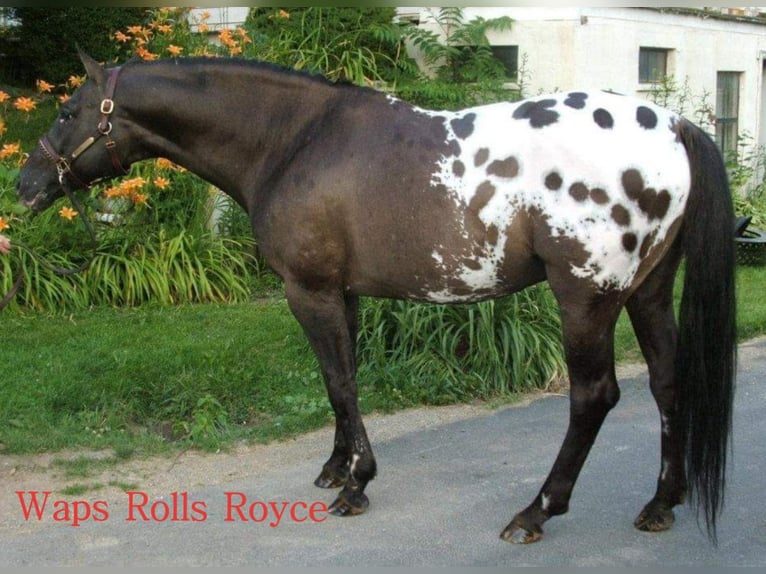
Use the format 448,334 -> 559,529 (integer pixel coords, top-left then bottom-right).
676,120 -> 737,542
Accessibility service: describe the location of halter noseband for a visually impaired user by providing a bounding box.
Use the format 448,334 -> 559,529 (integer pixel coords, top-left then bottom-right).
38,66 -> 128,189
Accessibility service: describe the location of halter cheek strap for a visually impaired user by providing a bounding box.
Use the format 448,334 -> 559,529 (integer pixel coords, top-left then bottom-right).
38,66 -> 128,189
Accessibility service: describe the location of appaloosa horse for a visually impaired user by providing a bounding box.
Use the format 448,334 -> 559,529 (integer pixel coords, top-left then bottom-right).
17,52 -> 736,544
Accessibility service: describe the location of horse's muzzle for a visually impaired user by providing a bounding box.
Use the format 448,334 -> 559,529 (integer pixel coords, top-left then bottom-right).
16,181 -> 57,212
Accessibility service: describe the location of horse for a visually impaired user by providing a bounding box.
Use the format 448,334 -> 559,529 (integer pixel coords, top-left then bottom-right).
17,52 -> 736,545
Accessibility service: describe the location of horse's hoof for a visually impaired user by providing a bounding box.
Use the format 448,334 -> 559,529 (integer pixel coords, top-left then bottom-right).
328,490 -> 369,517
500,520 -> 543,544
314,467 -> 348,489
634,502 -> 675,532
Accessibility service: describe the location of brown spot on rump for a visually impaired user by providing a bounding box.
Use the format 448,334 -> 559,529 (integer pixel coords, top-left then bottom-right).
638,189 -> 671,220
486,224 -> 499,246
621,168 -> 671,220
564,92 -> 588,109
453,160 -> 466,178
512,99 -> 559,128
622,232 -> 638,252
621,169 -> 644,200
450,112 -> 477,139
446,139 -> 461,157
655,190 -> 671,219
636,105 -> 658,129
611,204 -> 631,226
474,147 -> 490,167
590,188 -> 609,204
462,258 -> 483,270
545,172 -> 563,191
593,108 -> 614,129
487,156 -> 520,178
569,182 -> 588,202
468,181 -> 496,214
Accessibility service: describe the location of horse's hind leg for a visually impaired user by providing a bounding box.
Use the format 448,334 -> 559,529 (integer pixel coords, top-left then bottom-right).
285,283 -> 376,515
501,281 -> 622,543
626,249 -> 687,532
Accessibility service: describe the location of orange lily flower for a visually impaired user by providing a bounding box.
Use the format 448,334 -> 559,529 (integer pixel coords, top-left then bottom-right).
59,206 -> 77,221
36,79 -> 54,93
0,143 -> 21,160
13,97 -> 37,113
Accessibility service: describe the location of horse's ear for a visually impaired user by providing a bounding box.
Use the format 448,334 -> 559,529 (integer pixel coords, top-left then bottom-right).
77,46 -> 107,87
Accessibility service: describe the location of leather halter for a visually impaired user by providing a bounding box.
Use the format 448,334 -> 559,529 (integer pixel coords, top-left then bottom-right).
38,66 -> 128,189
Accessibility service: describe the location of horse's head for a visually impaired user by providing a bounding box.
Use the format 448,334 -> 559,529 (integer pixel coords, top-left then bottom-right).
17,50 -> 129,212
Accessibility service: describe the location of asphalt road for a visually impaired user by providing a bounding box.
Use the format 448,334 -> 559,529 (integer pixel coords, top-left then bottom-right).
2,338 -> 765,567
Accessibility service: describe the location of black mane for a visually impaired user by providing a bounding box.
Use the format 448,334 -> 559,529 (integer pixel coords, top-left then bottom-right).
122,55 -> 366,92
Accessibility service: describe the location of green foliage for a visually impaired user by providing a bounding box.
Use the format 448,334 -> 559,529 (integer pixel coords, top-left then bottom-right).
247,7 -> 399,85
375,7 -> 517,109
171,394 -> 230,450
0,302 -> 325,453
0,7 -> 146,86
357,286 -> 566,402
0,96 -> 59,151
727,132 -> 766,229
646,75 -> 715,133
1,158 -> 261,311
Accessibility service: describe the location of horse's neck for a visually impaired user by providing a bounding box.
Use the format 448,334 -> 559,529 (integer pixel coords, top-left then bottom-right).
120,61 -> 337,209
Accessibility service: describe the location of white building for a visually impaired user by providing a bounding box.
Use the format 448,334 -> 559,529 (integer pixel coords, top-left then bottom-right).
410,6 -> 766,158
188,6 -> 249,32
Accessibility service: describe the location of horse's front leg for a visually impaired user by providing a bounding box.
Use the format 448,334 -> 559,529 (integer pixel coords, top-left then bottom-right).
313,293 -> 361,489
501,292 -> 622,543
285,283 -> 376,515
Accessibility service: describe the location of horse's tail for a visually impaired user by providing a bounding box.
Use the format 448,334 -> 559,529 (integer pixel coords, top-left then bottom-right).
676,119 -> 737,542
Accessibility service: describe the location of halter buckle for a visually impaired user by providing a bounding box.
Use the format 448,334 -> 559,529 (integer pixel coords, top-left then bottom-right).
100,98 -> 114,115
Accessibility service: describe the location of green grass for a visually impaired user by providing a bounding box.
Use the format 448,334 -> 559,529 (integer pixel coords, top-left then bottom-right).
2,264 -> 766,457
0,300 -> 322,454
614,263 -> 766,364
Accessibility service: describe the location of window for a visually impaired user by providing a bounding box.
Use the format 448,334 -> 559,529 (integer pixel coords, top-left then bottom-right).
490,45 -> 519,82
716,72 -> 741,156
454,44 -> 519,84
639,48 -> 669,84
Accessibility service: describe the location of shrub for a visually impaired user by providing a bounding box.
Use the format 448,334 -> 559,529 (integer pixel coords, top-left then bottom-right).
373,7 -> 517,109
357,286 -> 565,399
0,7 -> 146,86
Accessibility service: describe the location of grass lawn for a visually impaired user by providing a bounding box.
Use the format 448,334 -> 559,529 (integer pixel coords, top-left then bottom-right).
2,264 -> 765,456
0,298 -> 439,455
